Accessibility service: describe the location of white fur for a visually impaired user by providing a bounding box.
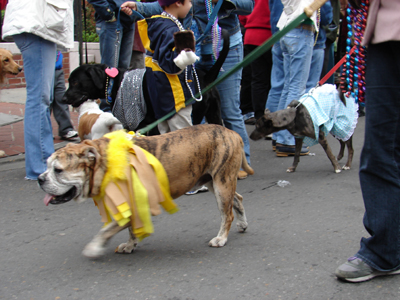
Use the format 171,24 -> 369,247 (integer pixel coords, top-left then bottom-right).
78,100 -> 124,140
173,50 -> 199,70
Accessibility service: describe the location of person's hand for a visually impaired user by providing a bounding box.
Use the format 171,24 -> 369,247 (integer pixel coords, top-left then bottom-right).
121,1 -> 137,16
340,0 -> 348,12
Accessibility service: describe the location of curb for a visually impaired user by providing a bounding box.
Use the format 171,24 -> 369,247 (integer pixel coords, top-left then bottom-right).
0,141 -> 71,166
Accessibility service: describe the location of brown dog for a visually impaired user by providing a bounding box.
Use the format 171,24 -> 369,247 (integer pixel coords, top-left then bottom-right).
38,124 -> 254,258
0,49 -> 23,157
250,96 -> 355,173
0,48 -> 22,84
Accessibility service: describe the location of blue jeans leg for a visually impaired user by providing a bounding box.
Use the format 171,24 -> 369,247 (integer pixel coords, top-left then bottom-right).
306,48 -> 325,92
275,28 -> 313,146
355,41 -> 400,271
13,33 -> 56,179
96,20 -> 134,112
266,43 -> 284,141
216,43 -> 251,165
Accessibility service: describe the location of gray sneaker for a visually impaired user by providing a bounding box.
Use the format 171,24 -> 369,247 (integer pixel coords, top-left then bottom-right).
335,256 -> 400,283
185,185 -> 208,195
61,130 -> 79,141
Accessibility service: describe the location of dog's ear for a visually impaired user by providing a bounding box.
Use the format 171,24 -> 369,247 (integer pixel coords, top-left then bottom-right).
80,140 -> 108,197
87,67 -> 105,90
271,107 -> 297,128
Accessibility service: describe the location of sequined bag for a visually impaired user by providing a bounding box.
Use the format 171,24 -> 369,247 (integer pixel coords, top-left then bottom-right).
112,68 -> 147,131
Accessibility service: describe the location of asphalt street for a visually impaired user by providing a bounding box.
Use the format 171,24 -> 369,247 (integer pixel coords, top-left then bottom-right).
1,118 -> 400,300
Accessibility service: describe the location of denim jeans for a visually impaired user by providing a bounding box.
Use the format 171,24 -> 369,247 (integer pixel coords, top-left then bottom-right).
306,48 -> 325,92
275,28 -> 314,146
197,43 -> 251,164
51,69 -> 74,136
13,33 -> 56,180
355,41 -> 400,272
96,20 -> 134,112
266,43 -> 284,142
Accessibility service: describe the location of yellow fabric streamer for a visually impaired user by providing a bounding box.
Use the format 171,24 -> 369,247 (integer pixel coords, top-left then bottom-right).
92,130 -> 178,241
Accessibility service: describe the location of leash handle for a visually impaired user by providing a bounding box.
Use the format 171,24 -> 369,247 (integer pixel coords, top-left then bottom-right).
304,0 -> 328,17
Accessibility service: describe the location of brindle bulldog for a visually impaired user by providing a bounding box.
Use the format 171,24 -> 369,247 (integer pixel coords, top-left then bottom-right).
38,124 -> 254,258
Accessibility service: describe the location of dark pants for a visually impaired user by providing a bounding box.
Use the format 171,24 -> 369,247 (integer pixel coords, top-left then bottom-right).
239,45 -> 253,116
240,44 -> 273,120
51,69 -> 74,136
356,41 -> 400,271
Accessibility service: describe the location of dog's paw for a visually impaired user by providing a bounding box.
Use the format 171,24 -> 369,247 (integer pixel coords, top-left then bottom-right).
342,165 -> 351,170
208,237 -> 227,247
335,169 -> 342,173
286,167 -> 295,173
82,243 -> 106,259
115,242 -> 137,254
236,221 -> 248,233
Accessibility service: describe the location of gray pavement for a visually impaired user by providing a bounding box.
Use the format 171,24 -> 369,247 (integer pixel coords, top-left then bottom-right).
2,115 -> 400,299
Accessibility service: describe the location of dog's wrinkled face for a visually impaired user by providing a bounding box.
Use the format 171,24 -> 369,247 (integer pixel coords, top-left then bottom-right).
249,109 -> 274,140
38,140 -> 108,206
63,64 -> 108,107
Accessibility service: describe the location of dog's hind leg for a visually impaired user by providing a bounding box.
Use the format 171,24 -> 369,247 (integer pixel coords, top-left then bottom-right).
233,192 -> 248,233
337,140 -> 346,161
82,221 -> 129,258
207,181 -> 235,247
115,227 -> 138,254
318,131 -> 342,173
342,136 -> 354,170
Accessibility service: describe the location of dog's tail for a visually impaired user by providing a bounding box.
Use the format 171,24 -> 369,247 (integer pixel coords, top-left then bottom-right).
102,115 -> 124,133
204,29 -> 230,85
241,150 -> 254,176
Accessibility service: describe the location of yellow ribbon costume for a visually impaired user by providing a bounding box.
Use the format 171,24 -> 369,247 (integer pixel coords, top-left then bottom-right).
92,131 -> 179,241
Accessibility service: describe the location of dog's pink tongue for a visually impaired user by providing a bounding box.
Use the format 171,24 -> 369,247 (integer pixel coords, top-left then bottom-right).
43,194 -> 54,206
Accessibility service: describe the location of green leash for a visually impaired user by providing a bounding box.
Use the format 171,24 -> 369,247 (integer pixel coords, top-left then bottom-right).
138,0 -> 328,135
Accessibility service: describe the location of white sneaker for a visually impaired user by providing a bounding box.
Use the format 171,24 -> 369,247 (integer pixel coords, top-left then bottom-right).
186,185 -> 208,195
61,130 -> 79,141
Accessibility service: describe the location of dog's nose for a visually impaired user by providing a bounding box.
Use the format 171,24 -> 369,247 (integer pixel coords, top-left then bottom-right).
18,67 -> 23,72
61,95 -> 70,104
37,174 -> 45,185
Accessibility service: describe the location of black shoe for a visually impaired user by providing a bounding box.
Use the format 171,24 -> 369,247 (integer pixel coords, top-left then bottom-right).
244,117 -> 256,125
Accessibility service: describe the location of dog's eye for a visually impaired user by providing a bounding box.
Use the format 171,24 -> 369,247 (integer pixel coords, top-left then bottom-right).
4,58 -> 9,62
54,168 -> 63,174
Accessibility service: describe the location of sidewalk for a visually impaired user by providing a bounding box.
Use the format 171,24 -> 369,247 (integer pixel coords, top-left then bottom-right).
0,87 -> 79,164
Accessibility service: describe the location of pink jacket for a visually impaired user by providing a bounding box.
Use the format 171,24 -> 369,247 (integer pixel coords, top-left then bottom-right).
363,0 -> 400,45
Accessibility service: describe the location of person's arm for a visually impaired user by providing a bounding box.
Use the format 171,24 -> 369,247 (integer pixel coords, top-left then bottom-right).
212,0 -> 254,16
121,1 -> 163,18
87,0 -> 116,21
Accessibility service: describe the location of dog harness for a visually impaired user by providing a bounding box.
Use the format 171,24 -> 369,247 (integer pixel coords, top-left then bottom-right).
92,130 -> 179,241
299,84 -> 358,147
